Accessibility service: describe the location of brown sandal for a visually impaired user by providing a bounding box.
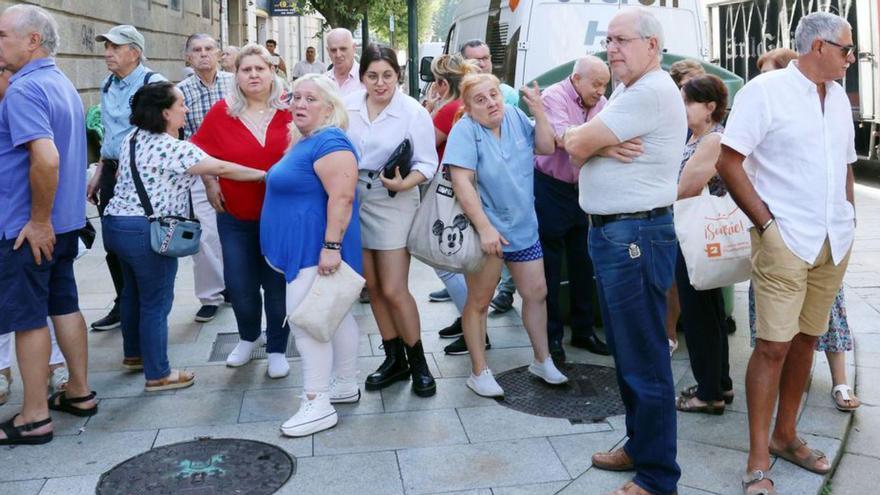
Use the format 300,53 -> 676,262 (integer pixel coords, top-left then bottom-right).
742,470 -> 776,495
769,437 -> 830,474
676,395 -> 725,415
145,370 -> 195,392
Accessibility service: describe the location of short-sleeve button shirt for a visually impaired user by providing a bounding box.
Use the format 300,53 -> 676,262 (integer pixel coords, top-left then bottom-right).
100,64 -> 167,159
443,105 -> 539,252
105,130 -> 207,218
721,61 -> 856,265
177,71 -> 233,139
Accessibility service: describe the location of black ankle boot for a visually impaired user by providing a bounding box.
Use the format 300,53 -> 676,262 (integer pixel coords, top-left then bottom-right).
404,340 -> 436,397
365,337 -> 411,391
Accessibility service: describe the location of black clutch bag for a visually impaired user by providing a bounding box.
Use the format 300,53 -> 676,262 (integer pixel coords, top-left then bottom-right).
382,139 -> 413,198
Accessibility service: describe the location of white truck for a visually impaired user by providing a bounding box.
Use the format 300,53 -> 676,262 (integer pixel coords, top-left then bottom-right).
707,0 -> 880,161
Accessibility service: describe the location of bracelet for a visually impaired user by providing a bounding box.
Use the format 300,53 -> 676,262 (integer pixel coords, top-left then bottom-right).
322,241 -> 341,251
759,217 -> 775,233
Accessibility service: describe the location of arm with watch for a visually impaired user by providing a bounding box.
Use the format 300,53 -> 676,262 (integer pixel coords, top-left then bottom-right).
716,144 -> 775,235
315,149 -> 359,276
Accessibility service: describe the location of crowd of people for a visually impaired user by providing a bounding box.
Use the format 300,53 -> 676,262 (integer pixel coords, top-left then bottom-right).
0,4 -> 862,495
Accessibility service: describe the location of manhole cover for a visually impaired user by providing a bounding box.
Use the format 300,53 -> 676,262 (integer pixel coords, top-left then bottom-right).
494,363 -> 624,424
209,332 -> 299,362
96,438 -> 295,495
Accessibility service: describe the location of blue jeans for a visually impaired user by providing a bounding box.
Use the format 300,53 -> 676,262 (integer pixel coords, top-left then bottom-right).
216,213 -> 288,353
434,269 -> 468,314
588,213 -> 680,494
102,216 -> 176,380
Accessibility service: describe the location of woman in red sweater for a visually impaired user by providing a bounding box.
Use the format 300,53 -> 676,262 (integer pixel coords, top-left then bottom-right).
191,44 -> 293,378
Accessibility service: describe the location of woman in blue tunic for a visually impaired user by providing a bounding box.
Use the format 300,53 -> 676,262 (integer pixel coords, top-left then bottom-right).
444,73 -> 568,397
260,74 -> 363,437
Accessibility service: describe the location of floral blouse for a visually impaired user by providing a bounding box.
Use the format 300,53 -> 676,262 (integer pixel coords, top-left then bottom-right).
105,129 -> 207,217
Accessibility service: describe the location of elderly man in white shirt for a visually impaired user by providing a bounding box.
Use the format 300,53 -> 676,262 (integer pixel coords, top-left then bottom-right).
325,28 -> 364,96
717,12 -> 857,495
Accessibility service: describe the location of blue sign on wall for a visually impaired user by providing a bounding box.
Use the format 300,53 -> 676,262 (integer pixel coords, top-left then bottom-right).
270,0 -> 303,16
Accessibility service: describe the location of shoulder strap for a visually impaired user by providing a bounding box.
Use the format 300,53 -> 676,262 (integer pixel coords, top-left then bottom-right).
127,131 -> 155,218
102,76 -> 112,93
143,71 -> 156,86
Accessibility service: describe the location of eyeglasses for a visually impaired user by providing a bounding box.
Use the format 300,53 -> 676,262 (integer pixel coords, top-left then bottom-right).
823,39 -> 856,58
600,36 -> 647,49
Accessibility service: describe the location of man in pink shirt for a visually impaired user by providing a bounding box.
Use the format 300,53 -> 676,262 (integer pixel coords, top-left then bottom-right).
537,55 -> 611,361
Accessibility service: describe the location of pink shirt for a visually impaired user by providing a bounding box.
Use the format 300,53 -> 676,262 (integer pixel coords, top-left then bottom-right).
535,77 -> 606,184
325,62 -> 365,97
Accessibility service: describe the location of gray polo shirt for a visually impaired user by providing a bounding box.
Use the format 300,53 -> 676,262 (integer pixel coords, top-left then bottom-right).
578,69 -> 686,215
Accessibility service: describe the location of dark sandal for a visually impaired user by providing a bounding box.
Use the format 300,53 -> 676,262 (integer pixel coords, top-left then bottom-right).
742,470 -> 776,495
769,437 -> 830,474
676,395 -> 725,415
0,414 -> 53,445
48,390 -> 98,417
680,384 -> 734,404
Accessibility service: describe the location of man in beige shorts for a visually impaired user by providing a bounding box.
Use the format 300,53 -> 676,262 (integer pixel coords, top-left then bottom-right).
716,12 -> 857,495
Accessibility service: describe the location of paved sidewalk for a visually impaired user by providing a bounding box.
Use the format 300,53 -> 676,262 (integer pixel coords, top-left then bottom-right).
2,185 -> 879,495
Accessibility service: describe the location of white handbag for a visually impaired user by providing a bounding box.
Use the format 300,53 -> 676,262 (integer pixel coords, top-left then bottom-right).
290,262 -> 365,343
673,189 -> 752,290
407,165 -> 484,273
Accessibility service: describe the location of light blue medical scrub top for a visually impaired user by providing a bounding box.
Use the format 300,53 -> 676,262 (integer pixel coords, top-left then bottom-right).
442,105 -> 539,253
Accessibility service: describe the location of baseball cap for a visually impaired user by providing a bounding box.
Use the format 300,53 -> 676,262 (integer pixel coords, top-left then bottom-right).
95,25 -> 145,53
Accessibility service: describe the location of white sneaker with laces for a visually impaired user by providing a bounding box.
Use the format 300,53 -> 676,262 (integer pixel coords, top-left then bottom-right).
267,353 -> 290,379
280,393 -> 338,437
467,368 -> 504,398
226,339 -> 258,367
49,366 -> 69,393
329,376 -> 360,404
529,358 -> 568,385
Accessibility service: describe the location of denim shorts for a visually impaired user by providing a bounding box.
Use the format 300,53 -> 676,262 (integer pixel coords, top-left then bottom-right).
0,231 -> 80,334
503,240 -> 544,263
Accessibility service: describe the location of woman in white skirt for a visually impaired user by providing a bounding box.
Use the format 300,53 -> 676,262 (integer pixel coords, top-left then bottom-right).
344,44 -> 439,397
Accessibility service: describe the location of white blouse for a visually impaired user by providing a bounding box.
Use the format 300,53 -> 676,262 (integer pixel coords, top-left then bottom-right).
344,87 -> 438,182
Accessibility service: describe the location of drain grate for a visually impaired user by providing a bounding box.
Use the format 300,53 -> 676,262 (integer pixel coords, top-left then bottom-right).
208,332 -> 299,362
96,438 -> 295,495
494,363 -> 624,424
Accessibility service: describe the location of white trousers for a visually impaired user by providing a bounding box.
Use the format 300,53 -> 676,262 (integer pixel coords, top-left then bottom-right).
0,319 -> 65,370
191,180 -> 226,305
286,266 -> 360,394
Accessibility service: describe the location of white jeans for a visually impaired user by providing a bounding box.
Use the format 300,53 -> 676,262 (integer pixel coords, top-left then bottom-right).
286,266 -> 360,394
191,180 -> 225,306
0,319 -> 65,370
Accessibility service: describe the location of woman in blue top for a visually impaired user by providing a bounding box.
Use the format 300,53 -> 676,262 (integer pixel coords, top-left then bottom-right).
444,73 -> 568,398
260,74 -> 362,438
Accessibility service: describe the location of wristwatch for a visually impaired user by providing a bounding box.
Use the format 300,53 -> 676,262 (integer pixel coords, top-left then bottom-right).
322,241 -> 341,251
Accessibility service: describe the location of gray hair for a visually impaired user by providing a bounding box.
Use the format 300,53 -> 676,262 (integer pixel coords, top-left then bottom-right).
459,39 -> 488,56
632,8 -> 664,57
225,43 -> 287,118
571,55 -> 607,77
4,4 -> 59,57
326,28 -> 354,46
184,33 -> 217,54
794,12 -> 850,55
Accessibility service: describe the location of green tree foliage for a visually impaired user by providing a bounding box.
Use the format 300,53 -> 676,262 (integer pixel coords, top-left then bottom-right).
432,0 -> 460,41
300,0 -> 371,31
367,0 -> 438,49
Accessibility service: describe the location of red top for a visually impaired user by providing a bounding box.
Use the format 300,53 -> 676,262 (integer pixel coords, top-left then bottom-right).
191,100 -> 293,221
433,99 -> 463,162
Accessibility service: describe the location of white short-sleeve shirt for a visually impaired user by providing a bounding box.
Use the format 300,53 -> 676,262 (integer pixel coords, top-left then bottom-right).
326,63 -> 365,97
721,61 -> 856,265
344,87 -> 438,181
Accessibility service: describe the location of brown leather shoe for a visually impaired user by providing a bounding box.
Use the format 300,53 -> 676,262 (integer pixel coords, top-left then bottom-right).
592,447 -> 635,471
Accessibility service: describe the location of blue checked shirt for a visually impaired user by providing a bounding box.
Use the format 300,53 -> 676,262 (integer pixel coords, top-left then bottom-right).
177,71 -> 234,139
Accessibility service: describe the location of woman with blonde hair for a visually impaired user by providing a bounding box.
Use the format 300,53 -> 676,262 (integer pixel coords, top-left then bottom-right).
444,73 -> 568,397
261,74 -> 362,437
191,43 -> 293,378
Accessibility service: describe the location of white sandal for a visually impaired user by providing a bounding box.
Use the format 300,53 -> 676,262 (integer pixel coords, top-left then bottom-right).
831,384 -> 860,412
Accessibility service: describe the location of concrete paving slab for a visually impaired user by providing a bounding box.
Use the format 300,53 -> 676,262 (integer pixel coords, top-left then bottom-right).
432,347 -> 538,379
397,438 -> 570,495
797,405 -> 852,440
844,405 -> 880,457
153,420 -> 313,458
274,451 -> 403,495
677,409 -> 750,453
853,366 -> 880,404
456,404 -> 613,443
85,390 -> 243,432
548,430 -> 627,478
0,480 -> 44,495
554,467 -> 637,495
830,453 -> 880,495
172,361 -> 304,392
491,481 -> 569,494
676,438 -> 749,495
380,377 -> 495,413
313,409 -> 468,456
38,474 -> 100,495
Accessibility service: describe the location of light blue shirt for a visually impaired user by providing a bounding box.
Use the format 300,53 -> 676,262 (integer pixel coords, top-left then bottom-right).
500,83 -> 520,106
99,64 -> 166,159
443,105 -> 538,253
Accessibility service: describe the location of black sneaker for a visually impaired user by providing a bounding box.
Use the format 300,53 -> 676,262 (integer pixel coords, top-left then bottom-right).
195,305 -> 219,322
444,334 -> 491,355
489,291 -> 514,313
438,317 -> 462,339
91,309 -> 121,331
429,288 -> 451,302
221,289 -> 231,304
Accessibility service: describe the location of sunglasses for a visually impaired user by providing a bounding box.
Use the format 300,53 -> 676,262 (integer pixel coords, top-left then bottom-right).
823,39 -> 856,58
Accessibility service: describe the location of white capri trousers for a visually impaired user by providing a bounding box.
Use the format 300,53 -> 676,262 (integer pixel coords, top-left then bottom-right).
286,266 -> 360,394
0,319 -> 65,370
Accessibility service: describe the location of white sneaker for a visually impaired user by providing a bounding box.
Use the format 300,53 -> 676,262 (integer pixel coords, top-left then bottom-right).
529,358 -> 568,385
267,353 -> 290,379
329,376 -> 360,404
467,368 -> 504,398
226,339 -> 258,367
49,366 -> 69,393
668,339 -> 678,357
280,393 -> 338,437
0,374 -> 10,406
